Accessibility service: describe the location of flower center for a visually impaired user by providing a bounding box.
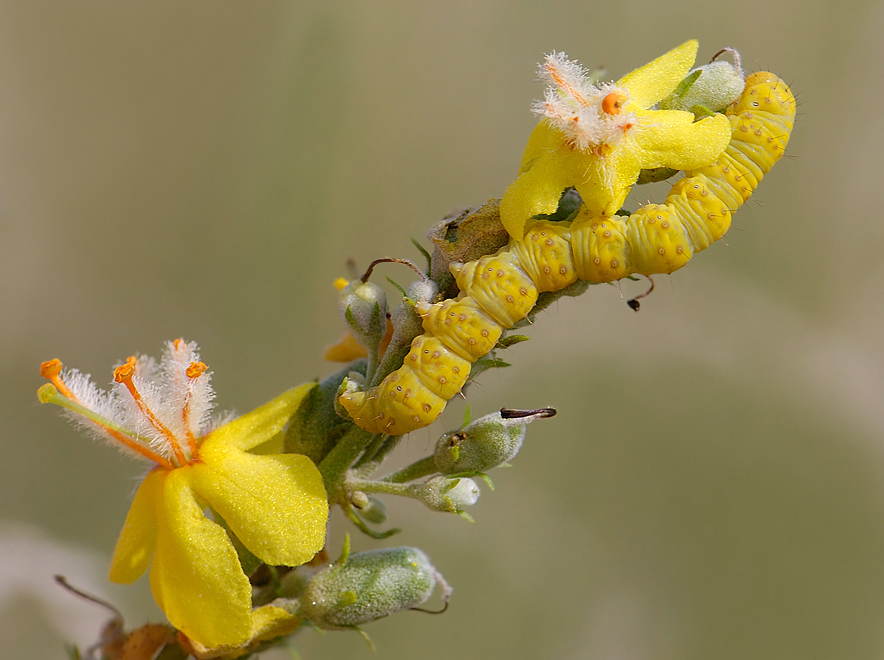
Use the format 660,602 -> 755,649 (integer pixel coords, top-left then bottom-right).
41,349 -> 212,469
114,360 -> 198,465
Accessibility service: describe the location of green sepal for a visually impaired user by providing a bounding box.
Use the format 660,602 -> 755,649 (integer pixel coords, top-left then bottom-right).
667,69 -> 702,104
691,104 -> 716,120
386,277 -> 408,301
470,353 -> 511,380
496,335 -> 530,349
342,504 -> 401,540
637,167 -> 678,185
410,237 -> 433,270
285,364 -> 361,465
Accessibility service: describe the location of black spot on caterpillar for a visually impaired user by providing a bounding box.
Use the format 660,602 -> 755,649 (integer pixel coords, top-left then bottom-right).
340,72 -> 795,435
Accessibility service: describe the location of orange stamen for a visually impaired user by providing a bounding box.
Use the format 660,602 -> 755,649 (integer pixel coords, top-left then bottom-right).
543,61 -> 589,107
185,361 -> 206,378
114,363 -> 188,465
40,359 -> 77,401
180,361 -> 207,455
602,92 -> 625,115
101,424 -> 175,469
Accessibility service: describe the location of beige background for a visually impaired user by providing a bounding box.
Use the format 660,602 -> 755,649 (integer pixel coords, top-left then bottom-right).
3,1 -> 883,658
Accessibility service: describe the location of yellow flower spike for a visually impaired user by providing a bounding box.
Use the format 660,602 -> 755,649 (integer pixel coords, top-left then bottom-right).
39,340 -> 329,651
500,40 -> 733,238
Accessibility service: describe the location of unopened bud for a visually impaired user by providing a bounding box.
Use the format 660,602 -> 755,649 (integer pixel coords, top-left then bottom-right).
660,50 -> 745,114
413,476 -> 480,515
340,280 -> 388,351
351,492 -> 387,524
300,545 -> 450,630
434,408 -> 556,474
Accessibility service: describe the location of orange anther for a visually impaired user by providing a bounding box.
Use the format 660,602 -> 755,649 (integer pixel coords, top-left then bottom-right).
114,362 -> 188,464
602,92 -> 625,115
41,358 -> 77,401
114,362 -> 136,383
185,362 -> 207,379
40,359 -> 63,379
333,277 -> 349,291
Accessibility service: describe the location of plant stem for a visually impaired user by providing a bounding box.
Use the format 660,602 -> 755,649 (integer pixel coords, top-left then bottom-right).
380,456 -> 438,483
348,477 -> 415,497
319,426 -> 376,494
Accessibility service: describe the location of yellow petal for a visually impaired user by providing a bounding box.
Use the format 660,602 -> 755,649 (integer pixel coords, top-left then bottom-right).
573,146 -> 643,218
249,605 -> 302,643
634,109 -> 731,170
324,331 -> 369,362
617,40 -> 698,109
191,445 -> 328,567
202,384 -> 316,452
182,605 -> 301,659
108,468 -> 163,584
150,467 -> 253,648
501,123 -> 581,237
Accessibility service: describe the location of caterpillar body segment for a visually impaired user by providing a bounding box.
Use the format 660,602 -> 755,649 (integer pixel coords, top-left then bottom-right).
449,253 -> 539,327
339,72 -> 794,435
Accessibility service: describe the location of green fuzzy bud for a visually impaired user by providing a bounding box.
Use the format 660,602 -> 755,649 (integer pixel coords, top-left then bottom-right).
660,52 -> 745,114
300,544 -> 450,630
341,280 -> 388,352
412,476 -> 480,515
434,408 -> 556,473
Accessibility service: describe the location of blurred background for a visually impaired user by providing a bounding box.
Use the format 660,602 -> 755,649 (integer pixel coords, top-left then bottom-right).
3,1 -> 883,658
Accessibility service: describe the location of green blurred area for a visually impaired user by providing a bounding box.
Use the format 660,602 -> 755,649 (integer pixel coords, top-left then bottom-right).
3,1 -> 884,658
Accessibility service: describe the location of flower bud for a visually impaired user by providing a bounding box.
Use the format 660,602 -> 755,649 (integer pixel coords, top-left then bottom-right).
660,55 -> 745,114
354,495 -> 387,524
412,476 -> 480,515
340,280 -> 388,352
300,545 -> 450,631
434,408 -> 556,474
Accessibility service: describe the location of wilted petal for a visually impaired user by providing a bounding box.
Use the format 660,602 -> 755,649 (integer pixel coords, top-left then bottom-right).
617,40 -> 698,109
191,445 -> 328,567
108,468 -> 163,584
202,384 -> 314,452
149,468 -> 253,648
634,109 -> 732,170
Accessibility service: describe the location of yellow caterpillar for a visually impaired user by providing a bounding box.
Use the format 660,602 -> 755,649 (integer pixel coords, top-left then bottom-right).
340,72 -> 795,435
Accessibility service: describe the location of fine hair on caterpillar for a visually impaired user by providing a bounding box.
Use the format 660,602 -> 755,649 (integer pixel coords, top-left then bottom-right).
339,72 -> 795,436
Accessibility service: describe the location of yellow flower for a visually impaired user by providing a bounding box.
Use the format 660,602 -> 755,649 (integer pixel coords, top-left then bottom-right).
500,40 -> 733,238
38,340 -> 328,649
